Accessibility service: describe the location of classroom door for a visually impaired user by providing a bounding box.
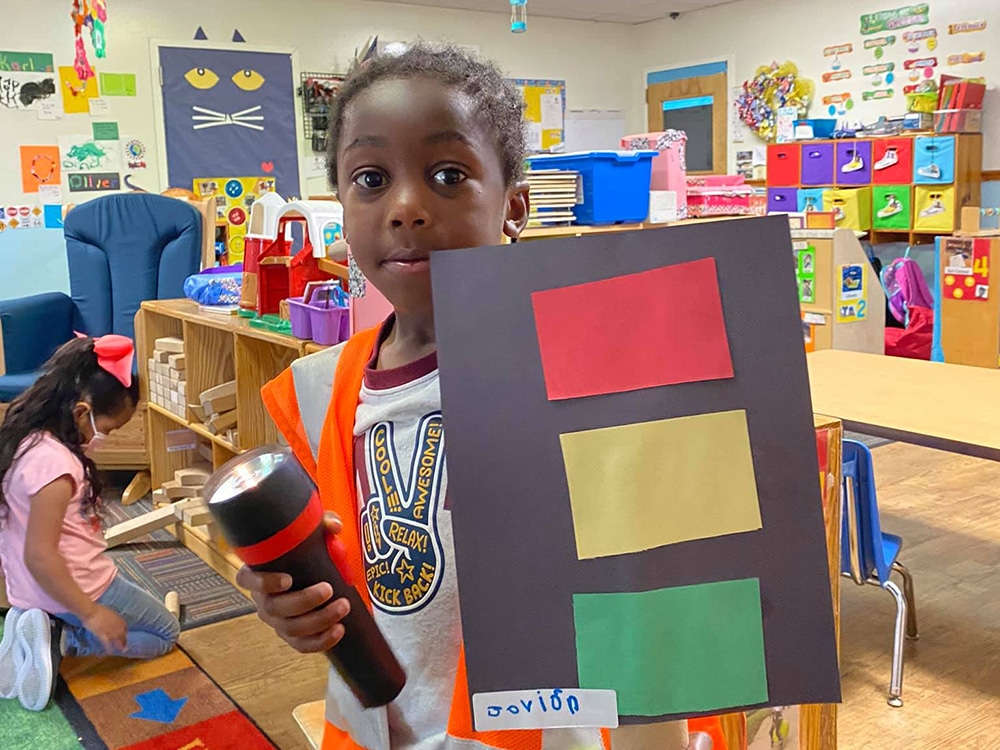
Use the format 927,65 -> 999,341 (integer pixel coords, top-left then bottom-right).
646,72 -> 727,175
157,44 -> 301,197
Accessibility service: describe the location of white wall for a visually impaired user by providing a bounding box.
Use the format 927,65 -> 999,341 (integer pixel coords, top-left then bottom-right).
0,0 -> 636,204
635,0 -> 1000,169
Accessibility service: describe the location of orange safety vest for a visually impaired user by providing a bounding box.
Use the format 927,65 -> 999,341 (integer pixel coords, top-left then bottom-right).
262,327 -> 728,750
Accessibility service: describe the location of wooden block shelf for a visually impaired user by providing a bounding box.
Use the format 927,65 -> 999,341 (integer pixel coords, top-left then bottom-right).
136,299 -> 313,588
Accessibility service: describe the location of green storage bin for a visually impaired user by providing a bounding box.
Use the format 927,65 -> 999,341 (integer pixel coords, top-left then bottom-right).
872,185 -> 912,230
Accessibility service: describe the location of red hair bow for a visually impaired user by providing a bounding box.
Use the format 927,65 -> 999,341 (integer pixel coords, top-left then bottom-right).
75,332 -> 134,387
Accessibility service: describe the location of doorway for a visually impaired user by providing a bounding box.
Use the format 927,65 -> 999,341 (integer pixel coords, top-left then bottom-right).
646,63 -> 728,175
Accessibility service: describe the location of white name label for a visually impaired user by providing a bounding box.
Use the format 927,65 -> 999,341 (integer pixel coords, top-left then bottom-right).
472,689 -> 618,731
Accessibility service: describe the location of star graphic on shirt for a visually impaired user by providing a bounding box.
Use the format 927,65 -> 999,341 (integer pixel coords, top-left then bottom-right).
396,558 -> 415,584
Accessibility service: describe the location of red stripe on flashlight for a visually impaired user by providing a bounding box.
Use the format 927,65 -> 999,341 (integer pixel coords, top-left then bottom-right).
234,493 -> 324,566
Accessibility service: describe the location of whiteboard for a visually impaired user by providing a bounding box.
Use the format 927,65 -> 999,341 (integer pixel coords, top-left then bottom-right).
564,109 -> 627,152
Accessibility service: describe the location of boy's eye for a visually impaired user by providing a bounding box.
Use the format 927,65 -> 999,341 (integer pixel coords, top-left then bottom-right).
432,168 -> 466,186
353,171 -> 386,189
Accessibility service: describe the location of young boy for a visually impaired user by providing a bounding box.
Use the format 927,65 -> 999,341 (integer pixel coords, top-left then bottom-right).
239,45 -> 697,750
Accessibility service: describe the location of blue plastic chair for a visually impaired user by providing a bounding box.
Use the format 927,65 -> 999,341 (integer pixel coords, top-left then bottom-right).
841,439 -> 918,707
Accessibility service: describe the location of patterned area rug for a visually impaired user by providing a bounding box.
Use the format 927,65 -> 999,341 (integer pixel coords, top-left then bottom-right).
0,613 -> 276,750
102,498 -> 254,631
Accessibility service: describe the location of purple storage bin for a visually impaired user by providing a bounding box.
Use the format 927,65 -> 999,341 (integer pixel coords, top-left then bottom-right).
767,188 -> 798,214
310,303 -> 350,346
287,297 -> 313,339
836,141 -> 873,185
801,143 -> 835,186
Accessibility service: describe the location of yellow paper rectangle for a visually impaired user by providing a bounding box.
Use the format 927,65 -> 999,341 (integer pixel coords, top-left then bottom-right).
560,410 -> 762,560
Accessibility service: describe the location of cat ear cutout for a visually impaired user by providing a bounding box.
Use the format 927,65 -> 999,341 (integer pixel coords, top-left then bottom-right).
232,29 -> 246,43
193,26 -> 208,40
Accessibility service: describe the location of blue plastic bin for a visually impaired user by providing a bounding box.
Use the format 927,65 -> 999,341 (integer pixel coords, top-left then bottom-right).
527,151 -> 657,225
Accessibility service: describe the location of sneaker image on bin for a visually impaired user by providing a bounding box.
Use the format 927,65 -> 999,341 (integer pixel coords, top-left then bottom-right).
878,194 -> 903,219
875,148 -> 899,171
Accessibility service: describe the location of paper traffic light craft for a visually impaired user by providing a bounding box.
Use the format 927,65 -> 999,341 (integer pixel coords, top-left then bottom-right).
430,216 -> 840,730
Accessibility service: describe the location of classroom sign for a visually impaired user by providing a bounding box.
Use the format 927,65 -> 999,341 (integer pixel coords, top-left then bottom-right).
193,176 -> 276,264
860,4 -> 930,36
943,237 -> 990,301
837,263 -> 868,322
431,217 -> 841,728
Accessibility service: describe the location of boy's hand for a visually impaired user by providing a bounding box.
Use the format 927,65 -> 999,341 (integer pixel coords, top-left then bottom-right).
82,605 -> 128,652
236,512 -> 351,654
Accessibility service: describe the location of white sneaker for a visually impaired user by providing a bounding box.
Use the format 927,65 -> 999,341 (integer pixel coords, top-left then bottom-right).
874,149 -> 899,170
842,153 -> 865,173
878,196 -> 903,219
0,608 -> 25,699
15,608 -> 56,712
918,163 -> 942,180
921,200 -> 946,218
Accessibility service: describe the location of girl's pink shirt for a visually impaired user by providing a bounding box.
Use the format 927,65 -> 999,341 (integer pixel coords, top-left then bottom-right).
0,433 -> 117,613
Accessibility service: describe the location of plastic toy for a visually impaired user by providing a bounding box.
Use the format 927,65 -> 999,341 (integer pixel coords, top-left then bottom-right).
240,192 -> 287,317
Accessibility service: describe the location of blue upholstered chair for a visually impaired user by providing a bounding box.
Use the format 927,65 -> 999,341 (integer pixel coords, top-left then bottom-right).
841,439 -> 919,707
0,194 -> 202,401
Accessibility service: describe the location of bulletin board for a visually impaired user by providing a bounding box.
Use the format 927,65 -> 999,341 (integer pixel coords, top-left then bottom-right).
511,78 -> 566,153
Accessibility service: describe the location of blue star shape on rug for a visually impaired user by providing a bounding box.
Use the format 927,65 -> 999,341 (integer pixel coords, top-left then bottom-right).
131,688 -> 188,724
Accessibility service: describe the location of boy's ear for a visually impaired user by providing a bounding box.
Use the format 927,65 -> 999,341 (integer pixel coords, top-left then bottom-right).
503,181 -> 531,240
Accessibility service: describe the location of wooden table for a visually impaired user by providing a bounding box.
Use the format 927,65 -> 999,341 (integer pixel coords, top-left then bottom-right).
807,349 -> 1000,461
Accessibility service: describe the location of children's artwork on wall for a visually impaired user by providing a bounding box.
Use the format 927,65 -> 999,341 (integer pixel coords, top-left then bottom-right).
157,44 -> 301,197
430,217 -> 841,729
0,51 -> 55,72
863,35 -> 897,60
193,176 -> 276,263
121,136 -> 149,172
511,79 -> 565,153
737,62 -> 814,142
0,205 -> 44,230
19,146 -> 61,193
59,135 -> 122,176
99,72 -> 136,97
947,52 -> 986,66
949,20 -> 986,35
59,66 -> 99,114
0,71 -> 60,111
860,4 -> 930,36
70,0 -> 108,82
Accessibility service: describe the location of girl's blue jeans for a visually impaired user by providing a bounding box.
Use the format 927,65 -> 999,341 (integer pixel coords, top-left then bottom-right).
55,575 -> 180,659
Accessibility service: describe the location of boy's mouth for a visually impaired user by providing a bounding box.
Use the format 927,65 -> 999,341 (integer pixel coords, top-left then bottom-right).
382,253 -> 430,273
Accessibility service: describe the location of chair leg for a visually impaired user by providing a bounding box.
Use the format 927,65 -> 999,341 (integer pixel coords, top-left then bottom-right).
892,560 -> 919,640
884,579 -> 907,707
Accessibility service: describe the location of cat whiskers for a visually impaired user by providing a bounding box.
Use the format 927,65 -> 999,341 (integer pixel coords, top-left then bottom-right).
191,105 -> 264,131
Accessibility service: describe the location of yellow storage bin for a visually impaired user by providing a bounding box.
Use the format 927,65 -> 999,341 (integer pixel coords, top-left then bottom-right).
913,185 -> 956,233
823,188 -> 873,231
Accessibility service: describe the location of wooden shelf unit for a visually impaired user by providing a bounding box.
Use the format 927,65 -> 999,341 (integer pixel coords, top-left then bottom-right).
136,299 -> 311,588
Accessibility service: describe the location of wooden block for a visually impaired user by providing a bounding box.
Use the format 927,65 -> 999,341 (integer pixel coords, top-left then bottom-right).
155,337 -> 185,354
122,470 -> 152,507
178,381 -> 187,398
189,403 -> 207,422
200,381 -> 236,414
176,464 -> 212,487
165,591 -> 180,619
182,506 -> 214,527
167,353 -> 186,371
163,480 -> 200,500
104,506 -> 177,548
196,442 -> 214,463
153,350 -> 171,364
169,368 -> 186,382
170,497 -> 204,518
152,488 -> 167,506
206,409 -> 238,435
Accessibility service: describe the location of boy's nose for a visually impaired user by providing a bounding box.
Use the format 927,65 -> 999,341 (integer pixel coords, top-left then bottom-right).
388,184 -> 430,229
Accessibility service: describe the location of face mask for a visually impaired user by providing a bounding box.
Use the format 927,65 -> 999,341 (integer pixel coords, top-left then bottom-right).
85,410 -> 108,455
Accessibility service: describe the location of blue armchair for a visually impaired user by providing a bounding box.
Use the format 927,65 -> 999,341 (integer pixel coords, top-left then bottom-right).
0,194 -> 202,401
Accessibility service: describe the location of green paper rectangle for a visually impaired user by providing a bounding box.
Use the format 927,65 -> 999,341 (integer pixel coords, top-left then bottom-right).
0,51 -> 54,72
573,579 -> 769,716
92,122 -> 120,141
99,72 -> 136,97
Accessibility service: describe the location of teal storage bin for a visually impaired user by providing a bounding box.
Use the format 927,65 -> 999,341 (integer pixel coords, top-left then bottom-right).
527,151 -> 657,225
913,136 -> 955,184
798,188 -> 826,213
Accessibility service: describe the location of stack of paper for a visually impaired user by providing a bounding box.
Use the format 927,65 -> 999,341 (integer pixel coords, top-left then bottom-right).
526,169 -> 580,226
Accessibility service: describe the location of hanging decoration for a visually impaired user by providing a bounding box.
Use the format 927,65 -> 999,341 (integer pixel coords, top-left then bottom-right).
510,0 -> 527,33
70,0 -> 108,83
736,62 -> 814,142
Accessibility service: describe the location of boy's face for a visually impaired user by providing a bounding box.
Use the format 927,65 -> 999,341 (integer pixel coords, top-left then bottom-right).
336,76 -> 529,316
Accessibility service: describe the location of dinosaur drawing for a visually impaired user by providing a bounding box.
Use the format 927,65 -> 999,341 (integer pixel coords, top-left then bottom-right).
63,142 -> 108,170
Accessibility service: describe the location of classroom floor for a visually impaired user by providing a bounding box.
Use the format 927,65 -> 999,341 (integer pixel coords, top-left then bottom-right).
176,441 -> 1000,750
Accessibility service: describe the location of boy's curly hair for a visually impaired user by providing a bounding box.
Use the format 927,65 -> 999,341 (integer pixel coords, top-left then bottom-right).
326,43 -> 526,189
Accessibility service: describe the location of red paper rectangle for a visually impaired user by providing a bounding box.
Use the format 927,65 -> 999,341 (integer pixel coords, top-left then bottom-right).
531,258 -> 734,400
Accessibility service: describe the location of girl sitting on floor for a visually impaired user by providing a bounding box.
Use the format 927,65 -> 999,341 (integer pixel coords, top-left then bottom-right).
0,336 -> 180,712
